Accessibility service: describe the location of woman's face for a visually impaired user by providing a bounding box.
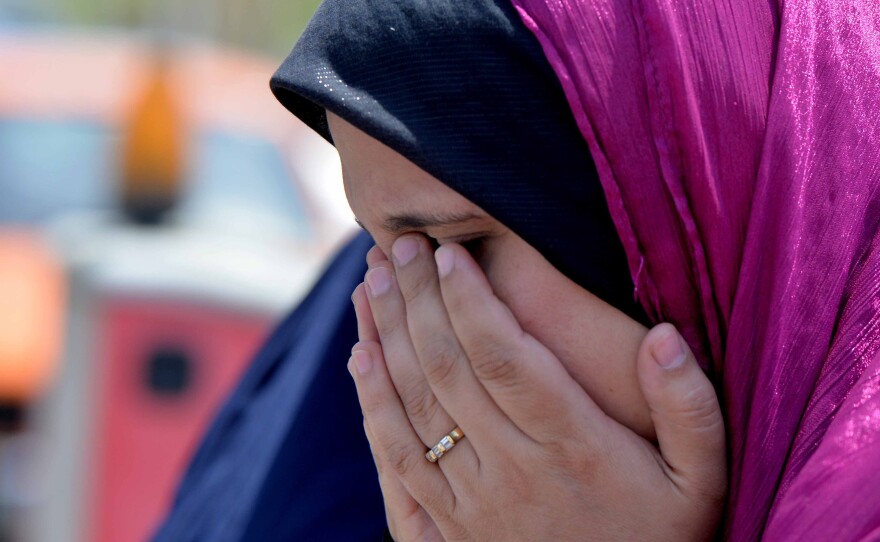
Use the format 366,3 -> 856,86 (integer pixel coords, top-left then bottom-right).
327,112 -> 653,439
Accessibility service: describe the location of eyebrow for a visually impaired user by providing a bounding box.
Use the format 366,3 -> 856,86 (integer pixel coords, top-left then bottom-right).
355,211 -> 485,234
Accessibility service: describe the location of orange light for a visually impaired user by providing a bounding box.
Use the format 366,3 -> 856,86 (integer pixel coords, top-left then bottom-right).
119,56 -> 186,223
0,231 -> 66,403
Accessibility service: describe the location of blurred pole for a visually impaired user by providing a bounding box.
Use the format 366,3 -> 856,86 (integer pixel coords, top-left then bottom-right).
26,267 -> 99,542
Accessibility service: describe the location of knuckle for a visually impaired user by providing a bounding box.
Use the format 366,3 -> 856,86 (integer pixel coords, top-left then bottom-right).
469,341 -> 521,386
385,441 -> 423,478
373,307 -> 406,339
674,384 -> 724,432
493,456 -> 534,490
399,380 -> 441,424
422,491 -> 454,525
400,268 -> 436,306
539,438 -> 572,464
541,438 -> 600,477
535,419 -> 613,482
364,424 -> 384,468
418,335 -> 462,388
359,391 -> 386,418
442,285 -> 473,317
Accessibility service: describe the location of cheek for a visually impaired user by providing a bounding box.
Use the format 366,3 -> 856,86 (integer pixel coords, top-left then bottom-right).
483,255 -> 573,353
477,235 -> 578,356
483,248 -> 654,438
483,249 -> 639,387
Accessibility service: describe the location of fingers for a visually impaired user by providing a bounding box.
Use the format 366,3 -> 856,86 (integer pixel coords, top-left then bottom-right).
352,246 -> 389,342
353,283 -> 379,342
363,419 -> 418,537
367,244 -> 388,267
361,243 -> 457,451
362,243 -> 481,483
348,342 -> 457,520
389,235 -> 517,443
636,323 -> 727,501
432,241 -> 607,443
364,260 -> 460,450
364,420 -> 446,542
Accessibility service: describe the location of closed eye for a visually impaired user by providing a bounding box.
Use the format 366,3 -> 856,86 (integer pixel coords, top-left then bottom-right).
460,236 -> 486,256
437,235 -> 489,262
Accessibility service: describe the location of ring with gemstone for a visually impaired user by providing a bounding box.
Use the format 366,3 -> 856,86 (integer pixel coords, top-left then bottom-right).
425,426 -> 465,463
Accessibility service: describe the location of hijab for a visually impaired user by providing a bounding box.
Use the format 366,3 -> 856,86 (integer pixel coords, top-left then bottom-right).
270,0 -> 647,323
510,0 -> 880,539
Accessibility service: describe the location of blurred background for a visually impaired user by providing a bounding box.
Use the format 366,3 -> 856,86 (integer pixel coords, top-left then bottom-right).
0,1 -> 354,540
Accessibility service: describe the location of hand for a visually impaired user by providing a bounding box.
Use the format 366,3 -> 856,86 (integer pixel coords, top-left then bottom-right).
348,235 -> 727,541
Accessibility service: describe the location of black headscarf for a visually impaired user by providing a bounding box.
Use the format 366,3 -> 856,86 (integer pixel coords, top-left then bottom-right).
271,0 -> 646,322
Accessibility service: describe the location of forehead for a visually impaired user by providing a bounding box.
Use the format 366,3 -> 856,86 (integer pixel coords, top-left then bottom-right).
326,112 -> 480,229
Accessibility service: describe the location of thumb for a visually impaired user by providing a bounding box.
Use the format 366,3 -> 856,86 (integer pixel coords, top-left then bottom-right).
637,323 -> 726,498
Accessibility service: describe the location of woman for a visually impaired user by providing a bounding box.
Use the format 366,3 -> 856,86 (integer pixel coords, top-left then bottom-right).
271,0 -> 727,540
160,0 -> 880,538
332,113 -> 727,541
271,0 -> 880,538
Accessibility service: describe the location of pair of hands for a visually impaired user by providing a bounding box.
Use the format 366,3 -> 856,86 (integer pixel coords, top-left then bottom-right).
348,234 -> 726,541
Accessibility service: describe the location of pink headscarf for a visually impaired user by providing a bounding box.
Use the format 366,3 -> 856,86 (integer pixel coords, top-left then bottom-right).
509,0 -> 880,539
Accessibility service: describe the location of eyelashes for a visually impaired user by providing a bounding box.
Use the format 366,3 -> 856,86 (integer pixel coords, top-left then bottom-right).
427,235 -> 489,261
429,236 -> 485,253
460,236 -> 486,256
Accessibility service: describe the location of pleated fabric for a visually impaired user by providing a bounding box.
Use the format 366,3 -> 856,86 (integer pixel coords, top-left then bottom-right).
511,0 -> 880,538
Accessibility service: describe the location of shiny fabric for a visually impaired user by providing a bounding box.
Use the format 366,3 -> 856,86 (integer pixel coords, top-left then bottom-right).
510,0 -> 880,539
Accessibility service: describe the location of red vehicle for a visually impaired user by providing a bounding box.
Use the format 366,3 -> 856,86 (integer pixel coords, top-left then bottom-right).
0,29 -> 352,542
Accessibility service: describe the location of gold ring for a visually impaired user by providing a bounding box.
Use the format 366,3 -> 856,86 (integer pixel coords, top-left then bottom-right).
425,426 -> 465,463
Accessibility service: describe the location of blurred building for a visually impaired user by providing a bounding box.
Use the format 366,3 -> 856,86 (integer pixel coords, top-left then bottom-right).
0,12 -> 351,542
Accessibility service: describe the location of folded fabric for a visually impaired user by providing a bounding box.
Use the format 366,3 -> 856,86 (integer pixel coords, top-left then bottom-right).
511,0 -> 880,538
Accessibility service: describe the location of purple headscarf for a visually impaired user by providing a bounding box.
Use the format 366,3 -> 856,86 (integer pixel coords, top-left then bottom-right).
509,0 -> 880,539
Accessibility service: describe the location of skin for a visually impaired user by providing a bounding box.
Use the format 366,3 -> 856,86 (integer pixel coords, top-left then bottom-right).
328,112 -> 654,439
328,112 -> 727,541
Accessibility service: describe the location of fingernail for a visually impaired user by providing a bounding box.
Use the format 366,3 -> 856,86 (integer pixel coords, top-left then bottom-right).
435,245 -> 455,278
366,245 -> 384,266
352,350 -> 373,375
652,329 -> 687,370
365,268 -> 391,297
392,236 -> 419,266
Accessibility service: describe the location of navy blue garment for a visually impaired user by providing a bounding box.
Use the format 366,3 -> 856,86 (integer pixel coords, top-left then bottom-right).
154,232 -> 385,542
